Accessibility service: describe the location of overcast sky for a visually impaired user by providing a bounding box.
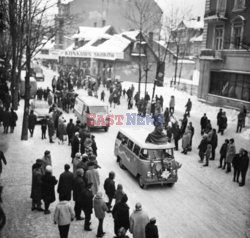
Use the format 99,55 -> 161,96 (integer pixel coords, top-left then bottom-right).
156,0 -> 205,18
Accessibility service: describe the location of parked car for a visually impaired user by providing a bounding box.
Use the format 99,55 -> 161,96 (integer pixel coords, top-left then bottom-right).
30,99 -> 49,123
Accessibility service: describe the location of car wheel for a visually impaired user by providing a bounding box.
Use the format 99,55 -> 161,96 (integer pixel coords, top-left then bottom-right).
167,183 -> 175,187
118,157 -> 125,170
137,175 -> 146,189
104,127 -> 109,132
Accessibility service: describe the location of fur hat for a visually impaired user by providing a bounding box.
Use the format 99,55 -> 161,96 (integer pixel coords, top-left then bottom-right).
45,165 -> 52,173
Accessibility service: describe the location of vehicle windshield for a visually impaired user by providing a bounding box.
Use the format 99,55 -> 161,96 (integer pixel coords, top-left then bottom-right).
140,149 -> 173,161
32,101 -> 48,109
89,106 -> 107,114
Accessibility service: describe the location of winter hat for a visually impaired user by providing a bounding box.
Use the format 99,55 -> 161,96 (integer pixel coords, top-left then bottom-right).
76,168 -> 84,177
75,153 -> 81,158
135,203 -> 142,211
150,217 -> 156,222
117,184 -> 123,190
45,165 -> 52,173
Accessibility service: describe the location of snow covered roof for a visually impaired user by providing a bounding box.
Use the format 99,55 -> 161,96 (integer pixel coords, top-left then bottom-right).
190,34 -> 203,42
72,25 -> 113,41
180,19 -> 204,30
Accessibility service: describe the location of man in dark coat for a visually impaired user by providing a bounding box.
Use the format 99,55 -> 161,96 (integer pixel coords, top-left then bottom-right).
104,171 -> 116,212
73,168 -> 86,220
218,139 -> 229,169
218,112 -> 227,135
217,109 -> 223,132
71,132 -> 80,160
180,114 -> 188,136
0,151 -> 7,176
172,123 -> 181,151
48,117 -> 55,143
198,135 -> 208,163
185,98 -> 192,117
30,160 -> 44,211
91,135 -> 98,156
210,129 -> 218,160
145,217 -> 159,238
81,183 -> 94,231
200,113 -> 208,135
57,164 -> 74,201
232,149 -> 244,183
10,108 -> 18,133
66,119 -> 75,145
238,150 -> 249,186
112,194 -> 130,236
41,165 -> 57,214
236,110 -> 245,133
28,110 -> 37,137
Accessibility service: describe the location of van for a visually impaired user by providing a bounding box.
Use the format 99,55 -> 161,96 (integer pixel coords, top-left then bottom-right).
19,70 -> 37,98
114,127 -> 181,188
74,96 -> 110,132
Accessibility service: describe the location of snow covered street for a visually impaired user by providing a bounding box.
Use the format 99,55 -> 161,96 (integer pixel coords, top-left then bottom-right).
0,67 -> 249,238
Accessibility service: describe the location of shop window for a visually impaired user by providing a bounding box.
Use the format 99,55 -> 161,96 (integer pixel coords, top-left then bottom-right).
209,71 -> 250,101
233,0 -> 245,11
214,26 -> 224,50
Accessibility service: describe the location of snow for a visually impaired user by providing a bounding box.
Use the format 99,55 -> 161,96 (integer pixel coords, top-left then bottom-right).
1,67 -> 250,238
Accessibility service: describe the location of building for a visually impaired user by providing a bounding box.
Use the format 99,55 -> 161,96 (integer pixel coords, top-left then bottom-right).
58,26 -> 159,84
199,0 -> 250,109
54,0 -> 162,49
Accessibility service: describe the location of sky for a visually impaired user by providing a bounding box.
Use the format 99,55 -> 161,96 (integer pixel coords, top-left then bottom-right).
156,0 -> 205,18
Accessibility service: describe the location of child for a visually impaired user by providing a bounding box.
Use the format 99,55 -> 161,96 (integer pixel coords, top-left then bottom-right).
204,143 -> 212,167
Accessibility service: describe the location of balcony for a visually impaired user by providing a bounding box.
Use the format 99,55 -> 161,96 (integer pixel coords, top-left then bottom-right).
204,10 -> 228,23
199,49 -> 224,61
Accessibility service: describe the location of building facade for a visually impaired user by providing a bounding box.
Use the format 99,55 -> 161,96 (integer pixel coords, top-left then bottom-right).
199,0 -> 250,110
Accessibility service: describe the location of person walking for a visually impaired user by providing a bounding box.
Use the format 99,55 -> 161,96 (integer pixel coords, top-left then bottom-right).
169,96 -> 175,113
93,191 -> 108,238
210,129 -> 218,160
198,135 -> 208,163
203,143 -> 212,167
188,122 -> 194,150
200,113 -> 208,135
218,112 -> 227,135
185,98 -> 192,117
236,110 -> 245,133
172,122 -> 181,151
232,149 -> 243,183
101,90 -> 105,101
104,171 -> 116,212
48,116 -> 55,143
217,109 -> 223,132
181,128 -> 191,155
112,194 -> 130,236
225,138 -> 236,173
30,159 -> 44,211
66,119 -> 75,146
129,203 -> 149,238
238,150 -> 249,186
54,194 -> 75,238
81,182 -> 94,231
180,114 -> 188,136
41,117 -> 48,139
41,165 -> 58,214
58,119 -> 67,144
115,184 -> 125,204
57,164 -> 74,201
145,217 -> 159,238
218,139 -> 229,169
41,150 -> 52,174
10,108 -> 18,133
73,168 -> 86,220
28,110 -> 37,137
2,108 -> 11,134
72,153 -> 82,177
85,161 -> 100,196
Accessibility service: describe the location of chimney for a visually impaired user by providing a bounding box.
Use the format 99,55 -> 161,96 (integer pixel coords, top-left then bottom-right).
94,22 -> 97,27
197,16 -> 201,22
148,32 -> 154,46
102,19 -> 106,27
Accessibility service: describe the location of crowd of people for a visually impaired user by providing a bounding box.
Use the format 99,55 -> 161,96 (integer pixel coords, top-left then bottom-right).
31,149 -> 159,238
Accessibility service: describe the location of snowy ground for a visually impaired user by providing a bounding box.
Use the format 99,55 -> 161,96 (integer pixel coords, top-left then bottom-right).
0,67 -> 249,238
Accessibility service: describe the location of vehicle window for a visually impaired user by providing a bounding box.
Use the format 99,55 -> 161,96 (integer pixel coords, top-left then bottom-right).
117,132 -> 124,140
117,132 -> 128,144
86,106 -> 90,113
133,144 -> 141,156
127,140 -> 134,151
140,149 -> 148,160
89,106 -> 107,113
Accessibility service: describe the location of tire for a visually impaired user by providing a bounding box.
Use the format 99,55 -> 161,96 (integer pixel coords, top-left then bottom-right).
118,157 -> 125,170
167,183 -> 175,187
137,175 -> 146,189
104,126 -> 109,132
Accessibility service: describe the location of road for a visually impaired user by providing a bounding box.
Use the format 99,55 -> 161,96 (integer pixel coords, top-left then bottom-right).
0,67 -> 249,238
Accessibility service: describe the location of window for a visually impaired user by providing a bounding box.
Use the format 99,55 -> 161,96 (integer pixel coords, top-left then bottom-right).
233,0 -> 245,10
214,26 -> 224,50
133,144 -> 141,156
216,0 -> 227,13
231,16 -> 245,49
209,71 -> 250,102
127,140 -> 134,151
